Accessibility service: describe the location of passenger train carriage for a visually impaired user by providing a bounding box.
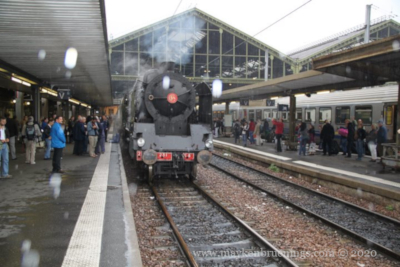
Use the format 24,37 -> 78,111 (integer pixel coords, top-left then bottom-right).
121,63 -> 214,182
213,84 -> 398,143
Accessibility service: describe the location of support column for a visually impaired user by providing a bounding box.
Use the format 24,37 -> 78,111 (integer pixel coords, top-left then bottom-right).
41,97 -> 48,119
32,85 -> 41,123
57,101 -> 62,116
397,82 -> 400,146
15,91 -> 24,121
289,94 -> 296,146
224,101 -> 230,115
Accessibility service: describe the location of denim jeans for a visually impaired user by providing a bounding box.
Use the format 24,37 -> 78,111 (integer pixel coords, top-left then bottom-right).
249,131 -> 255,144
340,138 -> 347,153
0,143 -> 9,176
242,133 -> 247,146
356,139 -> 364,159
299,138 -> 308,155
45,139 -> 52,159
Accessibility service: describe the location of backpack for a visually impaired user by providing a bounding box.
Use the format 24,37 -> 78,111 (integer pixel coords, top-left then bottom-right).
330,140 -> 340,155
26,124 -> 35,141
233,123 -> 241,135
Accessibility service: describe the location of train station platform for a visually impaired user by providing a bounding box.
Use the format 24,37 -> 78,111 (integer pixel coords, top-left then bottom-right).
0,137 -> 142,266
214,137 -> 400,197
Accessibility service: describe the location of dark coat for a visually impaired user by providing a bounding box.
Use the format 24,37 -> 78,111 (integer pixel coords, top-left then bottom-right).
347,122 -> 355,141
73,121 -> 86,141
5,118 -> 18,137
321,123 -> 334,141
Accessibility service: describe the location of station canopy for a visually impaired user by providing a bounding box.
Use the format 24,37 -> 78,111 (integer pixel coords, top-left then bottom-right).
0,0 -> 112,106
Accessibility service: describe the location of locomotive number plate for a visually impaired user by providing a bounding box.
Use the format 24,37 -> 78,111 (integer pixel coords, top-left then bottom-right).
157,152 -> 172,161
182,153 -> 195,161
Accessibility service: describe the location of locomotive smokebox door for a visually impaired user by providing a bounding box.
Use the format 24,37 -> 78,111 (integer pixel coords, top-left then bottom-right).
145,73 -> 196,136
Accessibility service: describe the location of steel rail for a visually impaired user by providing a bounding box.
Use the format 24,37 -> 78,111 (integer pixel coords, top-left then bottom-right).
210,155 -> 400,261
191,178 -> 298,267
151,185 -> 198,267
213,154 -> 400,225
152,179 -> 298,267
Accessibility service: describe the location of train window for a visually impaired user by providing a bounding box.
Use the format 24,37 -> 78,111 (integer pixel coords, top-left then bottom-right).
355,106 -> 372,125
263,109 -> 270,119
385,106 -> 393,125
296,109 -> 302,120
282,112 -> 288,121
319,107 -> 332,123
335,106 -> 350,124
305,108 -> 315,122
256,110 -> 262,120
249,110 -> 255,120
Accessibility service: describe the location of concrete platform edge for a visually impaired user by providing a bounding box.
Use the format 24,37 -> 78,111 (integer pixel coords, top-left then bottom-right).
215,142 -> 400,202
118,145 -> 143,267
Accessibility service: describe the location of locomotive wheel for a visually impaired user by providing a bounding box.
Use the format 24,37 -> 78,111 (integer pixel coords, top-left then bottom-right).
148,166 -> 154,185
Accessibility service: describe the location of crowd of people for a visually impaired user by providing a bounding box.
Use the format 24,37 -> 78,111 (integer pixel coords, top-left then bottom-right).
226,116 -> 389,161
0,114 -> 110,178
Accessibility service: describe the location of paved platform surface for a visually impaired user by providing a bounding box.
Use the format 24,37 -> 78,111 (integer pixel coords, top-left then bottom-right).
0,139 -> 141,266
214,137 -> 400,192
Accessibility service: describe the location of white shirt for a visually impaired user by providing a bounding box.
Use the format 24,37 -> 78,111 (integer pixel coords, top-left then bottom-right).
0,128 -> 5,141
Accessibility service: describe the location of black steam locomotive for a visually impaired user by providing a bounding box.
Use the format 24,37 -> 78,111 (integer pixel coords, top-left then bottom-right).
121,63 -> 213,182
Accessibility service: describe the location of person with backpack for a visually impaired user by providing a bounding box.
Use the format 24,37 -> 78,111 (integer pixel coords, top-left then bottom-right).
21,116 -> 41,164
233,119 -> 241,144
43,118 -> 54,160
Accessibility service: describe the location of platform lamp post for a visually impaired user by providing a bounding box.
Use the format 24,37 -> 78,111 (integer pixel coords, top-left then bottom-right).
289,94 -> 296,149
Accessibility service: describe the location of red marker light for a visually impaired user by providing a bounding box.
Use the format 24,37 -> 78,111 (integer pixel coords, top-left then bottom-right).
167,93 -> 178,104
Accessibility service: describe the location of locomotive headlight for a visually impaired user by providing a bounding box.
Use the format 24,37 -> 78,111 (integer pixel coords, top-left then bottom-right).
137,137 -> 145,147
205,139 -> 213,149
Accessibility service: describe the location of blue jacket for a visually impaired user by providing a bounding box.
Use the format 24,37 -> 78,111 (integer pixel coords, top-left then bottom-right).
87,121 -> 99,136
51,122 -> 66,148
377,126 -> 387,143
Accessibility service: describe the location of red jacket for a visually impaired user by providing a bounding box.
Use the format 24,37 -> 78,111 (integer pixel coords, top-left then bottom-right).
248,121 -> 255,131
272,120 -> 284,134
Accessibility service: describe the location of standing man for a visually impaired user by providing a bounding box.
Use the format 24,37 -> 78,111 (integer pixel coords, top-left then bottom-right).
346,119 -> 355,158
5,113 -> 18,160
51,116 -> 66,173
272,118 -> 284,152
21,116 -> 41,164
43,118 -> 54,160
87,117 -> 99,158
320,120 -> 334,156
0,117 -> 12,178
376,119 -> 387,158
101,115 -> 109,142
73,116 -> 85,156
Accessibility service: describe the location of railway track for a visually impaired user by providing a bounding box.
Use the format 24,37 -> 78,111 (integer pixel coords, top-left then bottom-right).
210,154 -> 400,261
151,178 -> 297,267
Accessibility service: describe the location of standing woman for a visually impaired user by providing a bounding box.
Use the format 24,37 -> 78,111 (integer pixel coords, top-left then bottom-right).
366,123 -> 378,162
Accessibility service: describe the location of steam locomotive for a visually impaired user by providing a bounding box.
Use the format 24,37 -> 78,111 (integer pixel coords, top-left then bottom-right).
121,63 -> 213,182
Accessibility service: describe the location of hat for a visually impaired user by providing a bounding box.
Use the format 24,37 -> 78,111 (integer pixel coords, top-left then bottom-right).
377,119 -> 384,124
